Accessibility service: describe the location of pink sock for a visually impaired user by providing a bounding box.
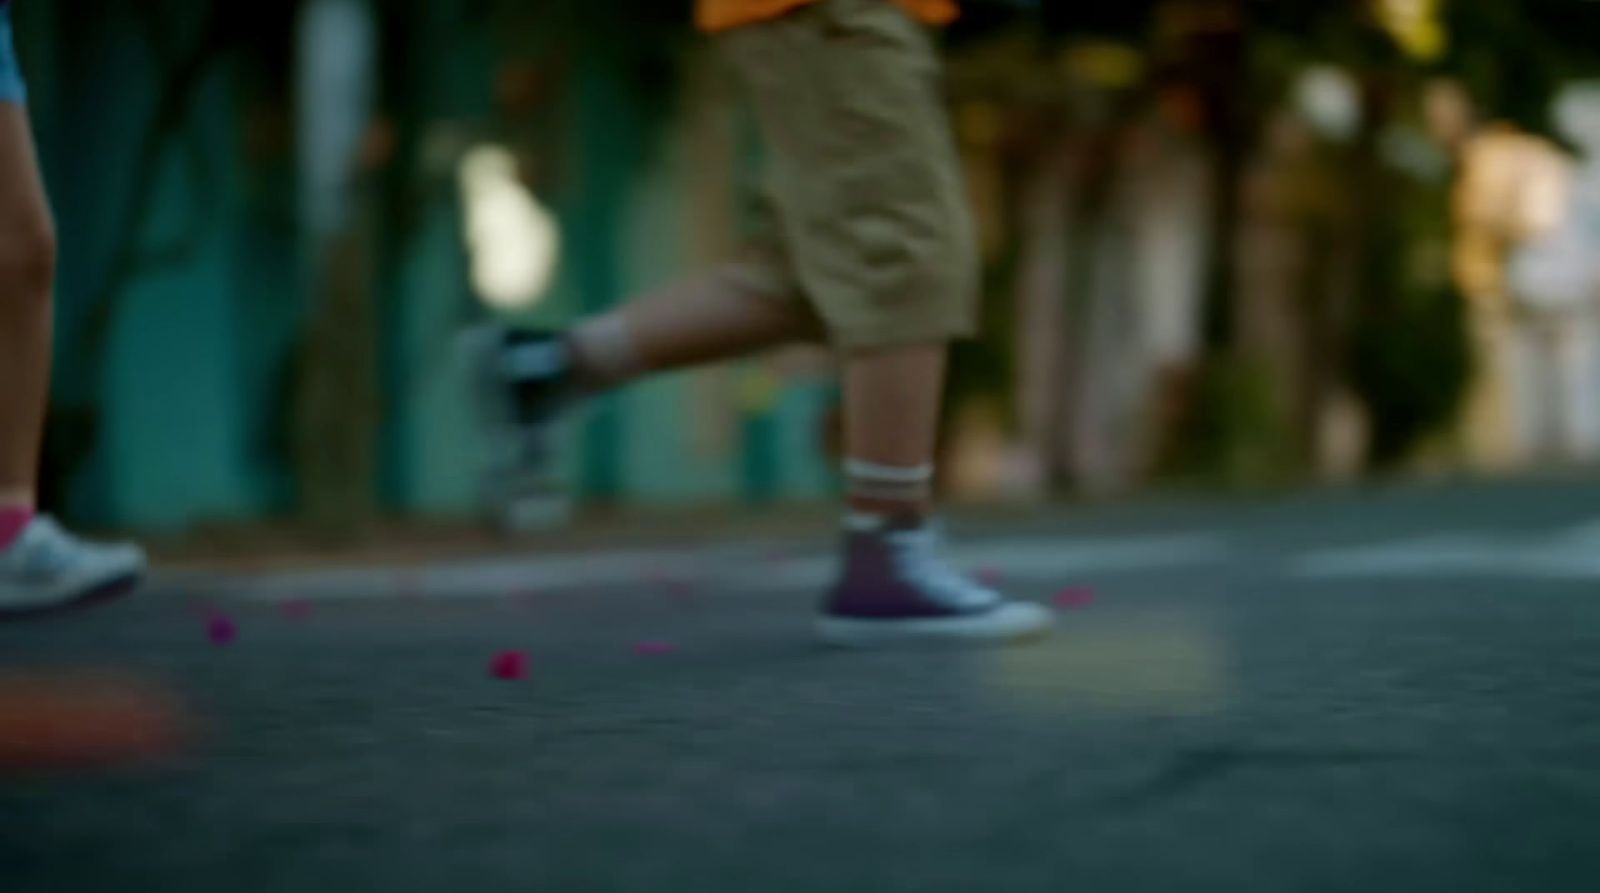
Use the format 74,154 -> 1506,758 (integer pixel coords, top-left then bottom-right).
0,505 -> 33,550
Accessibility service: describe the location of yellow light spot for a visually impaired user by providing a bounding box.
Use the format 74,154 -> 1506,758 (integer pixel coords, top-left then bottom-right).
1374,0 -> 1446,61
981,611 -> 1230,717
459,144 -> 561,311
1063,42 -> 1145,91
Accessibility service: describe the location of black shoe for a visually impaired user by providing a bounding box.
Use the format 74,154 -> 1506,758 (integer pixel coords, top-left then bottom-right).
493,328 -> 580,426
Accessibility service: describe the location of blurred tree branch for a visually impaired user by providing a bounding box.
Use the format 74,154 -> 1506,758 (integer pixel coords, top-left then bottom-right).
74,0 -> 238,387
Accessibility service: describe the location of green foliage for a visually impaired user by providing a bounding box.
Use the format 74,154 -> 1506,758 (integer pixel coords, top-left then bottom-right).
1168,354 -> 1298,487
1440,0 -> 1560,137
1439,0 -> 1600,138
488,0 -> 695,154
1348,281 -> 1471,468
1346,170 -> 1471,468
946,246 -> 1021,433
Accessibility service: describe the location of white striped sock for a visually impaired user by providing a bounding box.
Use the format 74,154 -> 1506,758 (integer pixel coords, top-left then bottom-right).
844,459 -> 934,505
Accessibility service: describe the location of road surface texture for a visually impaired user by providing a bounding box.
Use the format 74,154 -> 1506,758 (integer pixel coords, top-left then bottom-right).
6,477 -> 1600,892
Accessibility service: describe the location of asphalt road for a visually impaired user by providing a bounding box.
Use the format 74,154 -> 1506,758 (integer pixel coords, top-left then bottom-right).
6,477 -> 1600,892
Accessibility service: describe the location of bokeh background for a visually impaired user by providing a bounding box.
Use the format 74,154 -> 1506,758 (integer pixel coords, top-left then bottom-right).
19,0 -> 1600,540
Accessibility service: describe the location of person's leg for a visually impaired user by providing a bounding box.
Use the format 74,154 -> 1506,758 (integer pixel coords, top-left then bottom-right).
841,344 -> 945,516
824,333 -> 1051,646
488,262 -> 821,442
0,10 -> 145,618
0,103 -> 53,548
719,0 -> 1050,645
564,264 -> 822,391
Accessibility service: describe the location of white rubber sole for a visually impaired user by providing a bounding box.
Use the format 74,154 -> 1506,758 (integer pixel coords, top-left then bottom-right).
0,548 -> 146,616
815,602 -> 1054,649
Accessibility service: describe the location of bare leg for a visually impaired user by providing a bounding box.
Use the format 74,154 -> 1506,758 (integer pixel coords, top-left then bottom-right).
841,343 -> 947,516
0,103 -> 145,617
0,104 -> 55,511
568,264 -> 822,388
822,338 -> 1052,646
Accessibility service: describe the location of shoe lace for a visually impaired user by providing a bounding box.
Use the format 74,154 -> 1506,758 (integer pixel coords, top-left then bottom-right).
17,517 -> 87,577
886,524 -> 995,610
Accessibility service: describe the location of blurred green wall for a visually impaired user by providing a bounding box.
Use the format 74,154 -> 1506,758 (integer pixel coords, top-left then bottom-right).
20,0 -> 836,532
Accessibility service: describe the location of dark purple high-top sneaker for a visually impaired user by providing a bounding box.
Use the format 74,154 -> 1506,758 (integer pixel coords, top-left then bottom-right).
817,514 -> 1053,647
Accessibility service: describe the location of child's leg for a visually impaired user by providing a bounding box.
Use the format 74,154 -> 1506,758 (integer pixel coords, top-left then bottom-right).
717,0 -> 1051,645
0,12 -> 146,617
0,102 -> 54,538
566,263 -> 822,390
722,1 -> 977,516
842,344 -> 945,516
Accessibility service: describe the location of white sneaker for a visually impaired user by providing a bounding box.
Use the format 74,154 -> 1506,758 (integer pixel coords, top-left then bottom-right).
0,517 -> 146,617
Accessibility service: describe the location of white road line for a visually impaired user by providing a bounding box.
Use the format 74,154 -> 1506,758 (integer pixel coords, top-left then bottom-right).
1292,535 -> 1492,578
1292,518 -> 1600,580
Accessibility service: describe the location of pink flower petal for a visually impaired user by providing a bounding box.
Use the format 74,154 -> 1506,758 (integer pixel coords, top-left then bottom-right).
206,615 -> 238,646
633,641 -> 677,656
489,651 -> 529,681
1051,587 -> 1096,610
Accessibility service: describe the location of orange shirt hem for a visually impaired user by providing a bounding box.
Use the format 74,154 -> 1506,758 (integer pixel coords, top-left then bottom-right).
696,0 -> 958,33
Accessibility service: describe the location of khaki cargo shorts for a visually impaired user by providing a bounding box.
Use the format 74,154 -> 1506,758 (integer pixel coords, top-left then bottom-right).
716,0 -> 978,350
